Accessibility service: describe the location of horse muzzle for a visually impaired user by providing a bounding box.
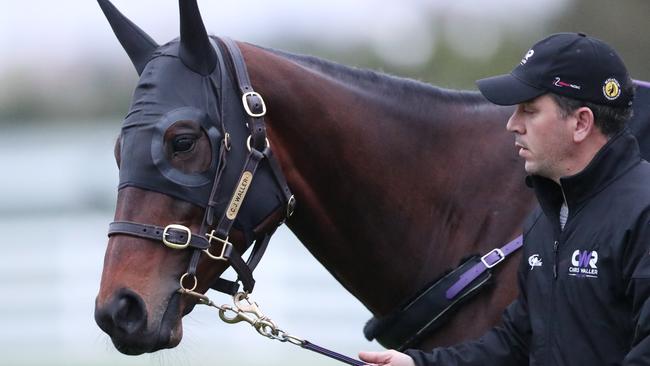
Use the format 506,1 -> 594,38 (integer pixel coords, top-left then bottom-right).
94,288 -> 183,355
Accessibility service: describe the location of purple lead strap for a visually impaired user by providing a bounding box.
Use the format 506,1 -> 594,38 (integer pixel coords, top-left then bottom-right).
445,235 -> 523,300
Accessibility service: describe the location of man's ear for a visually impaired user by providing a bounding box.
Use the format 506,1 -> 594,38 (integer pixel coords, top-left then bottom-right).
573,106 -> 595,143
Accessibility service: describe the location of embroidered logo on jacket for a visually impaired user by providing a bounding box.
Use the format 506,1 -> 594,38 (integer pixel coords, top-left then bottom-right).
528,254 -> 543,270
569,250 -> 599,278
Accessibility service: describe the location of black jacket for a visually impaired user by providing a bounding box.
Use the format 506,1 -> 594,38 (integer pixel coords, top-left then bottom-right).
405,130 -> 650,365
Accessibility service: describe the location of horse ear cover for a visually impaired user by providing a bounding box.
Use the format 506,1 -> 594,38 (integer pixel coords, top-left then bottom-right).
178,0 -> 218,75
97,0 -> 159,75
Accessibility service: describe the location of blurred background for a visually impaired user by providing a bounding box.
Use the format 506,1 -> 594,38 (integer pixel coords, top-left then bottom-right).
1,0 -> 649,365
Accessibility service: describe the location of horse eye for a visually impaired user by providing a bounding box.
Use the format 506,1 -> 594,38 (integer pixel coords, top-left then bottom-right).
172,135 -> 196,153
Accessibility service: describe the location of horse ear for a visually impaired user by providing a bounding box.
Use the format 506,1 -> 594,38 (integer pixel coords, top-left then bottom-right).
178,0 -> 218,75
98,0 -> 158,75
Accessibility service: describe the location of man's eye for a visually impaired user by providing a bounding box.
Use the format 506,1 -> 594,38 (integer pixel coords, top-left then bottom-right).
172,135 -> 196,153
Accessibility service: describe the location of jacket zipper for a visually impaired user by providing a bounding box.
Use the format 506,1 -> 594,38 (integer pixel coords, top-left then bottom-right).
553,240 -> 559,279
555,184 -> 568,279
546,235 -> 561,365
547,184 -> 566,364
546,184 -> 571,365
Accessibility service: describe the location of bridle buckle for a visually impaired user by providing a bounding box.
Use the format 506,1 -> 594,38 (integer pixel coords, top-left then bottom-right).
481,248 -> 505,269
162,224 -> 192,249
242,91 -> 267,118
204,230 -> 233,261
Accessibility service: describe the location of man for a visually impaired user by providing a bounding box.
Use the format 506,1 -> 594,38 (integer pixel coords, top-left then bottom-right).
359,32 -> 650,365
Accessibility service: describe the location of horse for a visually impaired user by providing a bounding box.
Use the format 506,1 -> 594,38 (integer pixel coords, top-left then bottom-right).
93,0 -> 650,358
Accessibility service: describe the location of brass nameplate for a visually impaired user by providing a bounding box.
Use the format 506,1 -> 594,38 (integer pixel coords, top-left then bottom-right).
226,171 -> 253,220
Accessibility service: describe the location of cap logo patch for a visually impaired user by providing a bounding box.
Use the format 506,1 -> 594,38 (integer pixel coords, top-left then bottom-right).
603,78 -> 621,100
553,77 -> 581,90
520,49 -> 535,65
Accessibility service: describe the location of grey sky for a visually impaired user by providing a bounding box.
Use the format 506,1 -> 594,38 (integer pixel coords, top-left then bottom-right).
0,0 -> 568,70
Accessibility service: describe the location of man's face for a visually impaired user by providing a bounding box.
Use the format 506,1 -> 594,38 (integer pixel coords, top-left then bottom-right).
506,94 -> 574,181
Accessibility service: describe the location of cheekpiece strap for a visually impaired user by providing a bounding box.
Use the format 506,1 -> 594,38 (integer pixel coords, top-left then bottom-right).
219,37 -> 295,216
221,37 -> 267,150
212,148 -> 266,240
204,150 -> 265,294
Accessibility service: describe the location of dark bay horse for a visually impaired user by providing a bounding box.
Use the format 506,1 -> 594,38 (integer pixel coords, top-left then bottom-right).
94,0 -> 541,356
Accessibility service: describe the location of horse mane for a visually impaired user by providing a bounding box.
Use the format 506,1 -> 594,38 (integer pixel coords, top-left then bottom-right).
257,44 -> 488,109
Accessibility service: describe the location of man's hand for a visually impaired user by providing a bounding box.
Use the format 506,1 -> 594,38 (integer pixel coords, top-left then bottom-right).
358,350 -> 416,366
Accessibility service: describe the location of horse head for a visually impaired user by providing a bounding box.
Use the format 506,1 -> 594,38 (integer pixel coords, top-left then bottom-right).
94,0 -> 293,354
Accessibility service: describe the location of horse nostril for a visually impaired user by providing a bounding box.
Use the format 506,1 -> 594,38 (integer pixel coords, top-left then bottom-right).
96,289 -> 148,337
113,296 -> 144,333
112,292 -> 147,335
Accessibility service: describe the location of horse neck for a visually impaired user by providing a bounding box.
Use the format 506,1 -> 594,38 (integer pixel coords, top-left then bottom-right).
242,44 -> 526,315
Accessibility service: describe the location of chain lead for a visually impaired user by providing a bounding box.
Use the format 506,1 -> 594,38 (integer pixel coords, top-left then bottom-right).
177,287 -> 365,365
177,288 -> 306,346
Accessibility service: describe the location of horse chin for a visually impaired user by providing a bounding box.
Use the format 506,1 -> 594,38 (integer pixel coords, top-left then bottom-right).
110,328 -> 179,356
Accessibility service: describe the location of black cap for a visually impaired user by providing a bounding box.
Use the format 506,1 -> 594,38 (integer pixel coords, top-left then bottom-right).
477,32 -> 633,107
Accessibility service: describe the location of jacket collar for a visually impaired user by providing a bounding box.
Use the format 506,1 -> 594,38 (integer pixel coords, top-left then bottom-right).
526,128 -> 642,224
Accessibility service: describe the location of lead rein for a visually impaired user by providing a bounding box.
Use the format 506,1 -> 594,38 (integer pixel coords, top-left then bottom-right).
178,288 -> 366,366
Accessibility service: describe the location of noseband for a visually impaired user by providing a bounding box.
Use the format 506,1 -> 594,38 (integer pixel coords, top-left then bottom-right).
107,37 -> 295,296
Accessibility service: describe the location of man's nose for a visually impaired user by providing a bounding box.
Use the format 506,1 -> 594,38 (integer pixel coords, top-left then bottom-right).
506,111 -> 523,134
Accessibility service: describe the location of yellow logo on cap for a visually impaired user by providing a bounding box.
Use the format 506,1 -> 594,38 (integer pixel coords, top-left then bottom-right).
603,78 -> 621,100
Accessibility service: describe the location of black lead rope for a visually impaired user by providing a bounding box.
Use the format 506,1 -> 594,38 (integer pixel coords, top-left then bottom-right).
301,341 -> 366,366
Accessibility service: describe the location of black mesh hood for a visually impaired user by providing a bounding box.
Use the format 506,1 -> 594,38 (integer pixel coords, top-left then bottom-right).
118,40 -> 223,207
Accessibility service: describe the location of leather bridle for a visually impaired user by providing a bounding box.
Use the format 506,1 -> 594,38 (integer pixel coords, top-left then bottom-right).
104,37 -> 366,366
107,37 -> 295,296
